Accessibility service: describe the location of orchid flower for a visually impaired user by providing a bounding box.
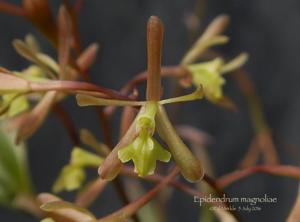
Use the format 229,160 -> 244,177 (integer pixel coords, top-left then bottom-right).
53,147 -> 103,193
76,16 -> 205,182
187,54 -> 248,102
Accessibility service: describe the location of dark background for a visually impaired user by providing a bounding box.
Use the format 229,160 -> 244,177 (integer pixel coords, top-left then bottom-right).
1,0 -> 300,221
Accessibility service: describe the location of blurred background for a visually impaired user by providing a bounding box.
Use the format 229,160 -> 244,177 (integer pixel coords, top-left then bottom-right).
0,0 -> 300,221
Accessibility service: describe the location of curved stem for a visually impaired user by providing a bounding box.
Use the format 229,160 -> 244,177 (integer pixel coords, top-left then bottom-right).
0,2 -> 25,16
53,103 -> 79,146
217,165 -> 300,189
97,167 -> 179,222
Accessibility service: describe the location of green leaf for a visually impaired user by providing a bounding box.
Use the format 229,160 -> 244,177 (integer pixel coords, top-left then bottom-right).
52,166 -> 85,193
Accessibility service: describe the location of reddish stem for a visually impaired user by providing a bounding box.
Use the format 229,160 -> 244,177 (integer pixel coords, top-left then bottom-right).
53,103 -> 79,145
0,1 -> 25,16
217,165 -> 300,189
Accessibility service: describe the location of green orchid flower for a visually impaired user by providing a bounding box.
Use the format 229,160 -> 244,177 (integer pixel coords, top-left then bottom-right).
187,58 -> 225,101
118,102 -> 171,177
76,87 -> 204,180
52,147 -> 103,193
186,53 -> 248,102
75,16 -> 205,182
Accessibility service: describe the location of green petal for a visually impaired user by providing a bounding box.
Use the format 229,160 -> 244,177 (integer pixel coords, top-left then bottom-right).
159,87 -> 203,105
52,166 -> 85,193
118,136 -> 171,177
70,147 -> 103,167
1,94 -> 29,118
221,52 -> 249,74
153,139 -> 171,162
118,143 -> 135,163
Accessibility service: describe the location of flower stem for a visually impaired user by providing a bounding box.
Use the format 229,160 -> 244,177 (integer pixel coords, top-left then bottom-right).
97,167 -> 179,222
